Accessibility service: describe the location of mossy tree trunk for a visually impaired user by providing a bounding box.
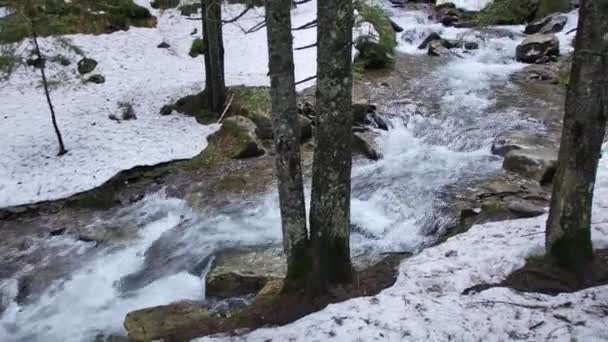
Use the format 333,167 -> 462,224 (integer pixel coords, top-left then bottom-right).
264,0 -> 311,289
309,0 -> 354,291
201,0 -> 226,114
545,0 -> 608,272
537,0 -> 570,17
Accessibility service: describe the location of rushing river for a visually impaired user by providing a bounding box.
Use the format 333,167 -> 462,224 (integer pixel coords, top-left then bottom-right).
0,2 -> 577,341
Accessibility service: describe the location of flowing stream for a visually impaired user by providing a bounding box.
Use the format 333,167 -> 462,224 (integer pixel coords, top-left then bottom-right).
0,3 -> 576,341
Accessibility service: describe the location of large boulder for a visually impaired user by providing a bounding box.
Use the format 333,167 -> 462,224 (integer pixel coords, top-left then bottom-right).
516,34 -> 559,64
216,116 -> 265,159
491,131 -> 557,156
353,132 -> 382,161
205,246 -> 285,298
503,148 -> 558,184
298,114 -> 313,141
124,302 -> 210,342
524,14 -> 568,34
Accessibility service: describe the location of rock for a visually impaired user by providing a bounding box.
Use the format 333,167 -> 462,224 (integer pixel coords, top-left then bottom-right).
205,246 -> 285,298
428,40 -> 451,56
389,19 -> 404,32
503,148 -> 557,184
26,58 -> 45,69
464,41 -> 479,50
249,111 -> 273,140
516,34 -> 560,64
86,74 -> 105,84
370,113 -> 388,130
160,105 -> 174,115
491,131 -> 557,156
435,2 -> 456,11
352,101 -> 375,124
124,302 -> 210,342
77,57 -> 97,74
418,32 -> 442,50
157,41 -> 171,48
297,101 -> 316,118
525,14 -> 568,34
220,116 -> 265,159
354,22 -> 393,69
298,114 -> 313,141
353,132 -> 382,161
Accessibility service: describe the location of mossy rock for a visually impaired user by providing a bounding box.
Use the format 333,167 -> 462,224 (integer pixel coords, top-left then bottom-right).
77,57 -> 97,74
173,91 -> 216,124
475,0 -> 538,25
215,116 -> 265,159
189,38 -> 204,58
150,0 -> 181,9
354,4 -> 396,69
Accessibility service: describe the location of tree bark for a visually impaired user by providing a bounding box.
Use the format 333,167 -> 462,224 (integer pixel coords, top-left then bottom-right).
31,18 -> 67,156
545,0 -> 608,272
265,0 -> 311,287
309,0 -> 354,289
201,0 -> 226,114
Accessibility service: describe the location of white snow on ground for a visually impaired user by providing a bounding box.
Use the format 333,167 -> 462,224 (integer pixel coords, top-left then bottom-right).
0,0 -> 318,208
199,158 -> 608,342
436,0 -> 494,11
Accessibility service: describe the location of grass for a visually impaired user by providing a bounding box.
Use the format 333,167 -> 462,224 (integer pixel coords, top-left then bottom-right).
475,0 -> 538,25
0,45 -> 21,79
189,38 -> 204,58
0,0 -> 156,44
353,2 -> 396,69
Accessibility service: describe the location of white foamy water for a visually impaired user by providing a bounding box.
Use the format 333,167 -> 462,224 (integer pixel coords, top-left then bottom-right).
436,0 -> 494,11
0,3 -> 579,341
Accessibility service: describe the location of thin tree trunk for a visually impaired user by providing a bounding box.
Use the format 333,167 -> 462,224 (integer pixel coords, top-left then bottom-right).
265,0 -> 311,288
545,0 -> 608,272
309,0 -> 354,290
31,19 -> 67,156
202,0 -> 226,114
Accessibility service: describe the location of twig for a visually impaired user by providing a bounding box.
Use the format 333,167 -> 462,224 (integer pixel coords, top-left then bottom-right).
295,75 -> 316,86
217,93 -> 235,123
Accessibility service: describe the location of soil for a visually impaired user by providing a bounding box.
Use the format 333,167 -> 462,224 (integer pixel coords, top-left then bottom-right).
464,249 -> 608,296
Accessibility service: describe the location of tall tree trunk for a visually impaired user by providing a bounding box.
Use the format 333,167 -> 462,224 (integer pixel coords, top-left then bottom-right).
545,0 -> 608,272
201,0 -> 226,114
31,19 -> 67,156
265,0 -> 311,288
309,0 -> 354,290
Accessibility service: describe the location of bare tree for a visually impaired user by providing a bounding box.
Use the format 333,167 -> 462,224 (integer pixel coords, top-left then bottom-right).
201,0 -> 226,114
265,0 -> 311,289
545,0 -> 607,272
309,0 -> 354,290
10,0 -> 68,156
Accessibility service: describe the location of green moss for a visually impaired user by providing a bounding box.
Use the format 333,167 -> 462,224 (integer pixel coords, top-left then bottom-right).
352,60 -> 365,80
178,3 -> 200,16
475,0 -> 538,25
230,86 -> 271,116
150,0 -> 180,9
0,0 -> 156,44
357,4 -> 397,53
537,0 -> 569,18
189,38 -> 205,58
0,49 -> 21,79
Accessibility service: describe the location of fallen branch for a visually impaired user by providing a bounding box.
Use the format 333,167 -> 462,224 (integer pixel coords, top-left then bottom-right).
295,75 -> 317,86
217,93 -> 235,123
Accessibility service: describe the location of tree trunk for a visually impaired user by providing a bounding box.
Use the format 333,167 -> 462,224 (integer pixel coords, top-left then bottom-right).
537,0 -> 570,17
545,0 -> 608,272
31,19 -> 67,156
309,0 -> 354,290
265,0 -> 311,288
201,0 -> 226,114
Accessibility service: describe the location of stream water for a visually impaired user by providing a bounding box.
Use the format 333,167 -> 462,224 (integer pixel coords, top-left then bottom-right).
0,2 -> 577,341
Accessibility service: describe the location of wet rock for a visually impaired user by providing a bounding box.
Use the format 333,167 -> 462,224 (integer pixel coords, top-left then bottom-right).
491,131 -> 557,156
370,112 -> 389,130
206,246 -> 284,298
525,14 -> 568,35
298,114 -> 313,141
124,302 -> 210,342
428,40 -> 451,56
219,116 -> 265,159
87,74 -> 105,84
160,104 -> 174,115
353,132 -> 382,161
516,34 -> 559,64
352,101 -> 376,124
418,32 -> 442,50
389,19 -> 404,32
503,148 -> 558,184
249,111 -> 273,140
464,41 -> 479,50
77,57 -> 98,74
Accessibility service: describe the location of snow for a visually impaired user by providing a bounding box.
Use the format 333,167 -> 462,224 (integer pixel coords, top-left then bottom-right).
0,0 -> 318,208
198,158 -> 608,342
436,0 -> 494,11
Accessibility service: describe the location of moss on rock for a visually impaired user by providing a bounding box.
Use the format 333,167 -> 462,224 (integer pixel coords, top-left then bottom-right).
475,0 -> 538,25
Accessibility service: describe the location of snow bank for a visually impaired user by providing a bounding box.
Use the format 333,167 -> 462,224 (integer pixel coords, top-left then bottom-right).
200,157 -> 608,341
436,0 -> 494,11
0,0 -> 318,207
